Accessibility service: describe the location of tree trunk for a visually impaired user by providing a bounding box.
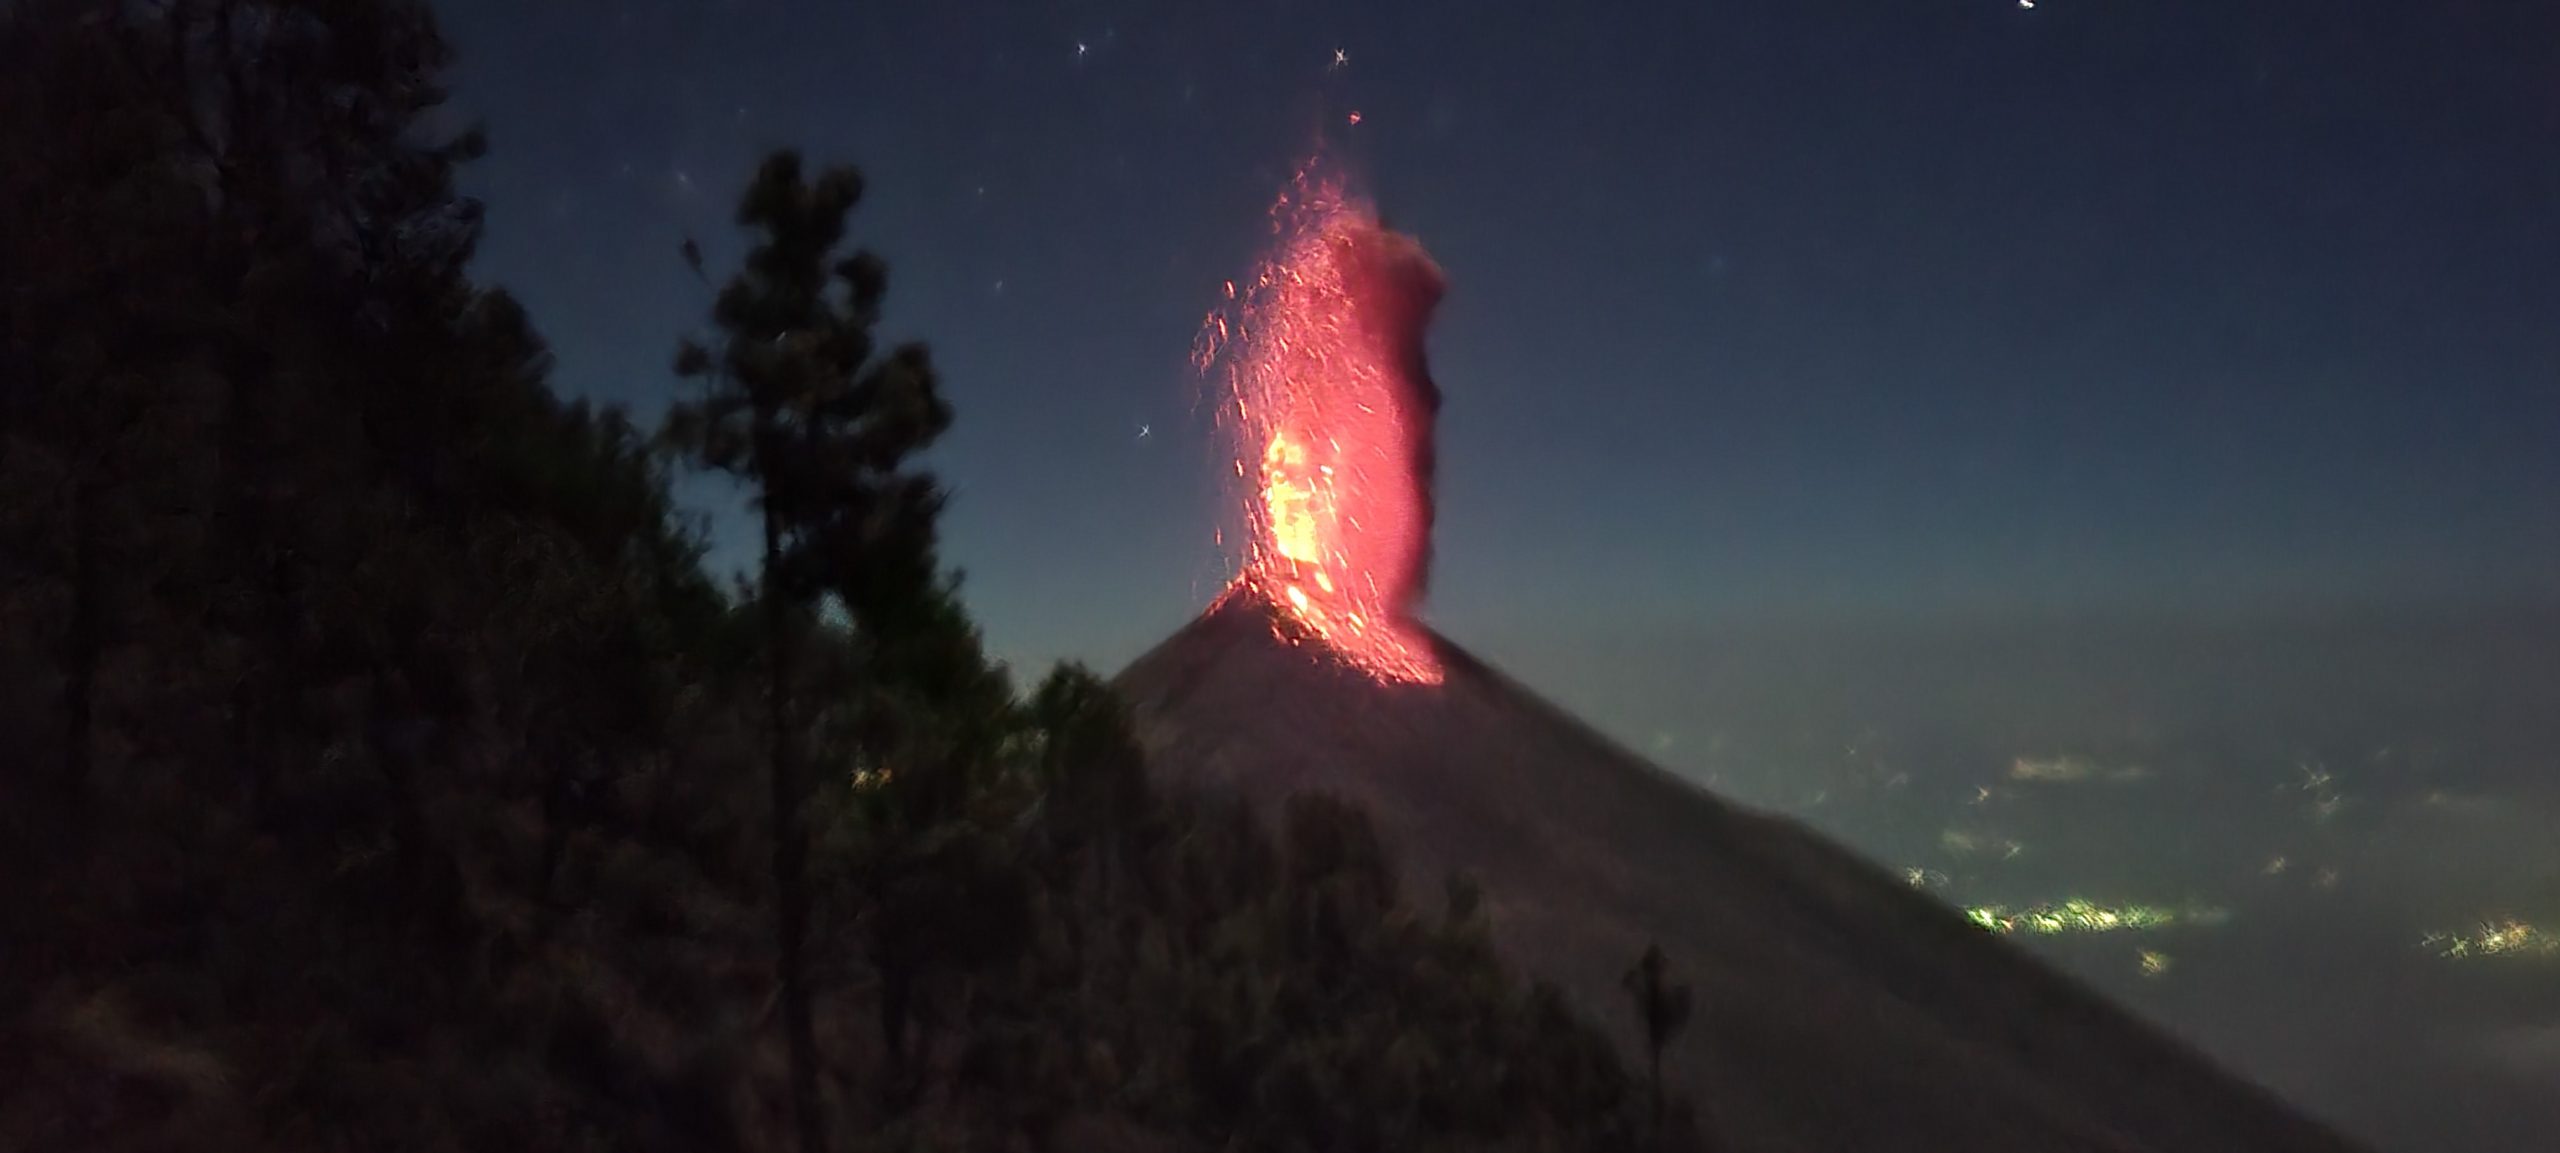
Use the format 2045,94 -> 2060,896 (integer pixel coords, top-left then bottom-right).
1649,1040 -> 1664,1149
537,743 -> 566,910
61,471 -> 100,811
763,503 -> 824,1153
217,343 -> 279,826
230,681 -> 261,821
256,523 -> 295,821
532,703 -> 573,916
367,664 -> 441,920
878,925 -> 913,1091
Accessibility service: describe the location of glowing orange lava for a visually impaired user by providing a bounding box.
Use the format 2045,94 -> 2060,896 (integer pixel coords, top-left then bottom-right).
1196,162 -> 1446,684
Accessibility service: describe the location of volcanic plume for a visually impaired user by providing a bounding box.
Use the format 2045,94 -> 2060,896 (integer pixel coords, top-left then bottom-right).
1122,164 -> 2371,1152
1195,164 -> 1446,684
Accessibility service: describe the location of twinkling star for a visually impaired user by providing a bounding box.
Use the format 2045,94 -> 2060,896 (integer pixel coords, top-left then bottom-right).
1330,48 -> 1348,70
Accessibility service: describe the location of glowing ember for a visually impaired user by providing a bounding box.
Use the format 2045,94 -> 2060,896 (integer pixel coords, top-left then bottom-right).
1197,160 -> 1447,684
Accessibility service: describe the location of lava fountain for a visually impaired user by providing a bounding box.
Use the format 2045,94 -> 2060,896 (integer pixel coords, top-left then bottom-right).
1195,163 -> 1447,684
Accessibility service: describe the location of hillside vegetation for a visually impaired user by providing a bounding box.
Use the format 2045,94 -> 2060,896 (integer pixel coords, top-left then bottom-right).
0,3 -> 1699,1150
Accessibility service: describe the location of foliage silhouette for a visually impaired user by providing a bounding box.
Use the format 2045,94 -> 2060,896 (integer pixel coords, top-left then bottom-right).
1624,942 -> 1697,1149
0,4 -> 1701,1150
663,146 -> 954,1153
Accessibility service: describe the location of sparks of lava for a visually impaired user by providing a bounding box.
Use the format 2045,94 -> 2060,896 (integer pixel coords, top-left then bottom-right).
2423,918 -> 2560,960
1195,159 -> 1447,684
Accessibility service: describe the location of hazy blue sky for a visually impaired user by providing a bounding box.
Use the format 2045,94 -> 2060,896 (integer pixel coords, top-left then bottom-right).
436,2 -> 2560,1149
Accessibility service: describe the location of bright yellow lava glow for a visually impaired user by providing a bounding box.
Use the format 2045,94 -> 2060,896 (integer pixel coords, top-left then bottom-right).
1262,433 -> 1322,564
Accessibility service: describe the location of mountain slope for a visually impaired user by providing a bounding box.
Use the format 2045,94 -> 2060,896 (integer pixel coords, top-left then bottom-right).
1116,595 -> 2368,1153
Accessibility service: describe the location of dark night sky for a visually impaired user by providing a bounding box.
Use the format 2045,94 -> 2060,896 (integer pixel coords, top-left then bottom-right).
436,2 -> 2560,1150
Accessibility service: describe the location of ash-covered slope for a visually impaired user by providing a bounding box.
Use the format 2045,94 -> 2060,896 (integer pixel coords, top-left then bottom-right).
1116,596 -> 2367,1153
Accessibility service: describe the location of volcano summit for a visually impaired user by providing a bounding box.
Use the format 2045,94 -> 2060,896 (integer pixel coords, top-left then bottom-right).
1194,164 -> 1447,684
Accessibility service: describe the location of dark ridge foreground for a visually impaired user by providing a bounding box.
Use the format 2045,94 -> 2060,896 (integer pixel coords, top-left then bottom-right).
1115,596 -> 2368,1153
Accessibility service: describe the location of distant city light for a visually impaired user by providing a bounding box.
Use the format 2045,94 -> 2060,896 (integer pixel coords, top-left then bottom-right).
1965,898 -> 2230,936
2423,919 -> 2560,960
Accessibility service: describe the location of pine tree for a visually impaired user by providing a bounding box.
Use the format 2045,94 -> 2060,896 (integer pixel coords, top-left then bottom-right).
1623,941 -> 1695,1149
1030,664 -> 1150,904
1,0 -> 191,811
665,149 -> 953,1153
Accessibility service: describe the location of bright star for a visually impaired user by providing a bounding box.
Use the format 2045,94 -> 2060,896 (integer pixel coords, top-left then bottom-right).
1330,48 -> 1348,70
1137,423 -> 1152,440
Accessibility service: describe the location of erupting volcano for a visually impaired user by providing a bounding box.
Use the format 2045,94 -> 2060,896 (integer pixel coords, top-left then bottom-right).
1115,163 -> 2372,1153
1195,163 -> 1446,684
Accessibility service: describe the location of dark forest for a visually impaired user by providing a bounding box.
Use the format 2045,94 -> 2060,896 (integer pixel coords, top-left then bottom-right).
0,2 -> 1703,1150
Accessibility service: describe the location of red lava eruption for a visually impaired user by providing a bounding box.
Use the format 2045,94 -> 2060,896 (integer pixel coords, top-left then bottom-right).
1194,162 -> 1447,685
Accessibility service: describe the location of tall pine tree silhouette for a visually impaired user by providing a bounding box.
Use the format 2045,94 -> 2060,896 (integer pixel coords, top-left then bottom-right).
666,150 -> 952,1153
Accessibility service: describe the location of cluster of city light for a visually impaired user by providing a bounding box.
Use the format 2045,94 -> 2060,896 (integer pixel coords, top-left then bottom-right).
2422,919 -> 2559,961
1964,898 -> 2229,937
849,766 -> 896,794
2295,761 -> 2347,824
2008,756 -> 2151,784
1940,827 -> 2027,860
